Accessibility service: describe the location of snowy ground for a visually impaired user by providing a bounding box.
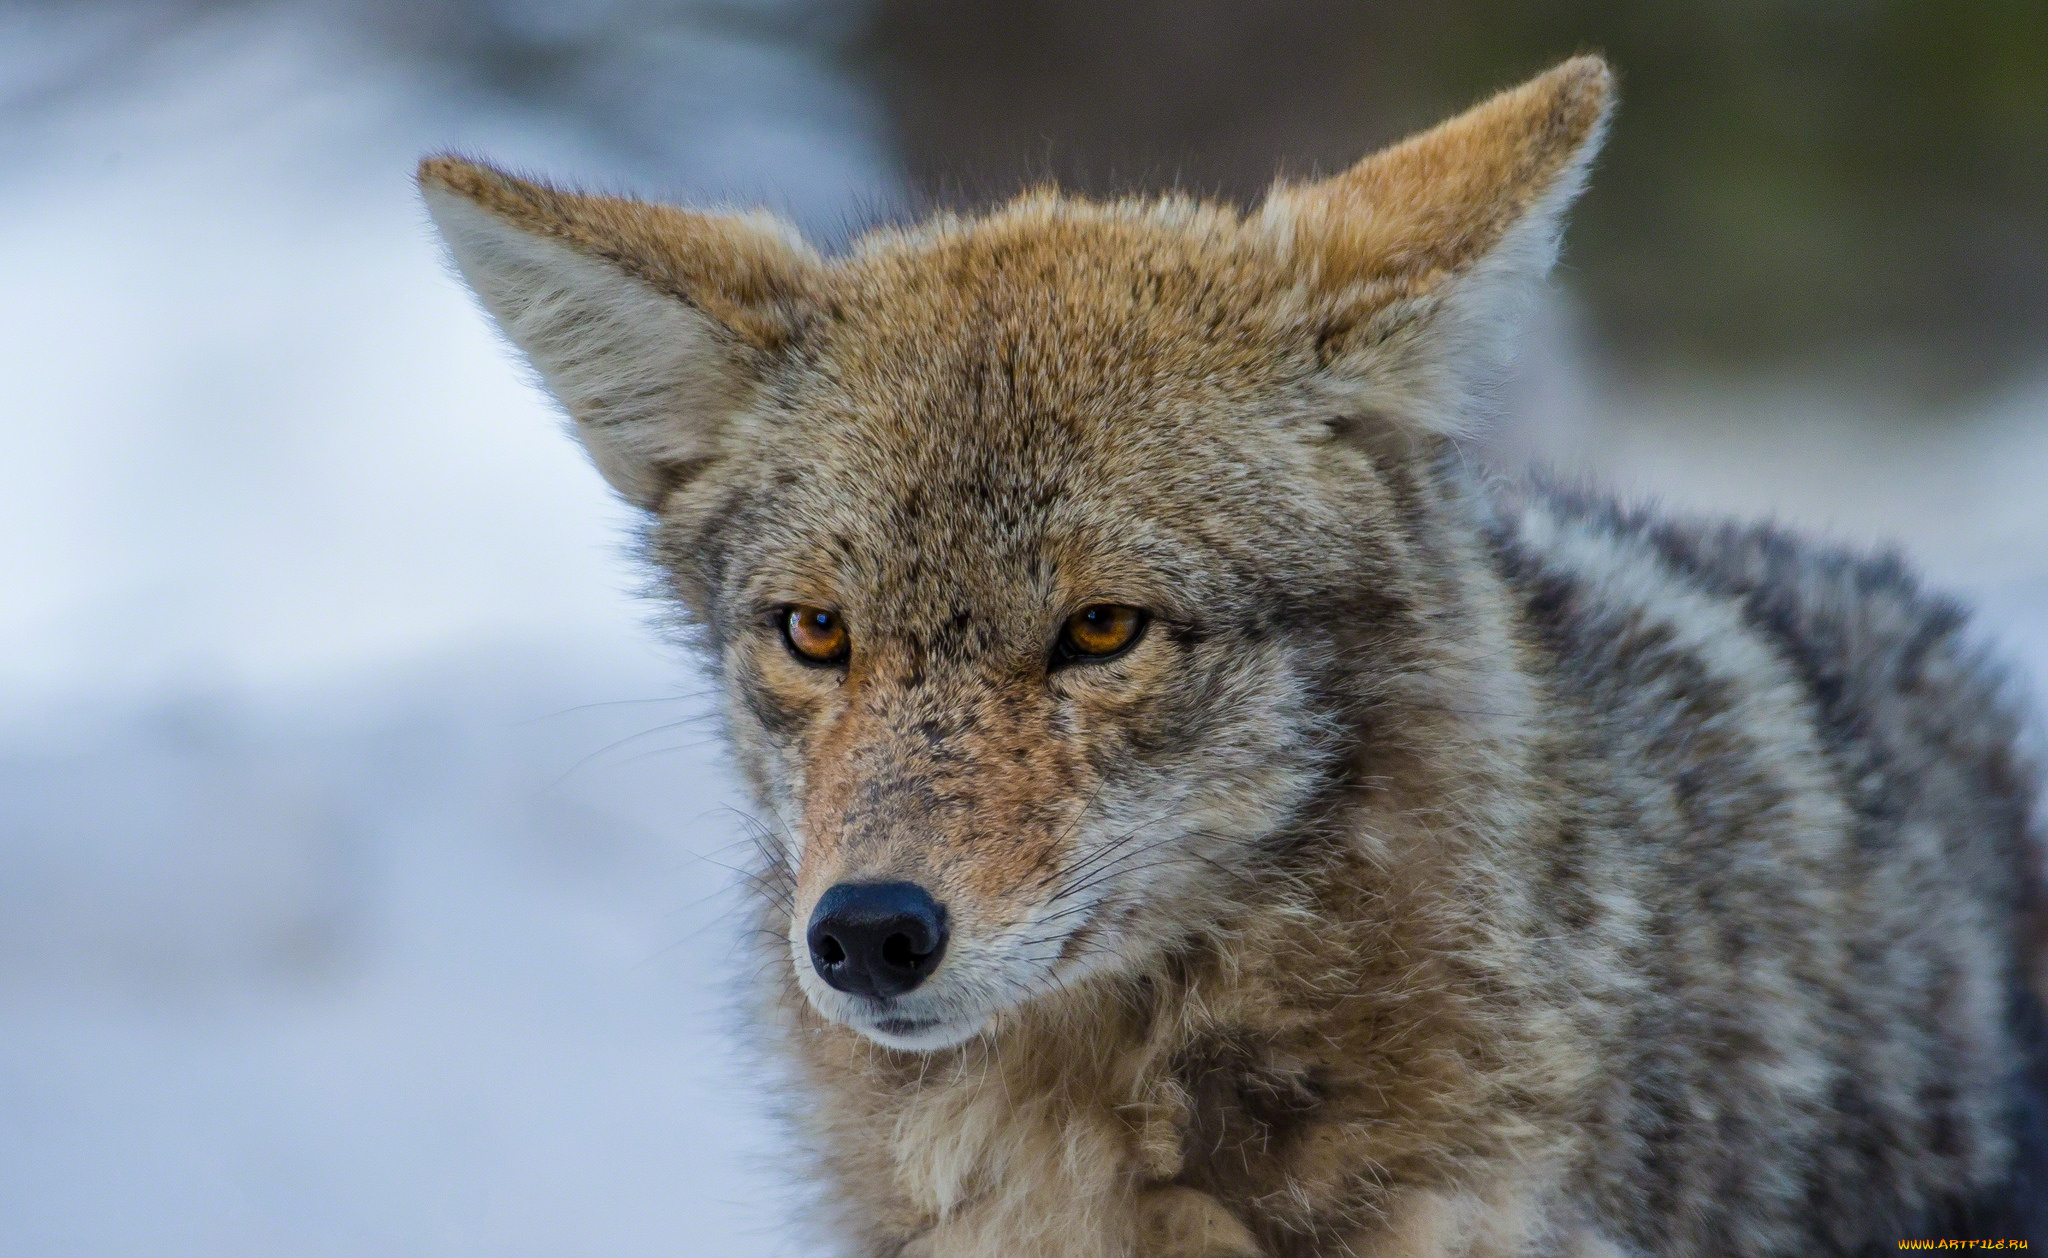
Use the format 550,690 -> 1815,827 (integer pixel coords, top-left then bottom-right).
1,6 -> 2043,1256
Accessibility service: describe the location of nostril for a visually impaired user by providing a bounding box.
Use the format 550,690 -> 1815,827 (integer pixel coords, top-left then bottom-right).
879,932 -> 920,972
806,881 -> 950,999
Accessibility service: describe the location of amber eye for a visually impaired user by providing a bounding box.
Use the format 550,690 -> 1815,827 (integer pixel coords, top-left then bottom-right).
1057,604 -> 1147,663
782,605 -> 850,665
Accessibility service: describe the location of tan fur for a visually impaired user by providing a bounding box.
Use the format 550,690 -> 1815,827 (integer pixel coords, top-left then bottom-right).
420,56 -> 2045,1256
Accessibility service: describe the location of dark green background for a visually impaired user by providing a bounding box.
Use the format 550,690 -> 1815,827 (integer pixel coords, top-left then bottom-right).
854,0 -> 2048,394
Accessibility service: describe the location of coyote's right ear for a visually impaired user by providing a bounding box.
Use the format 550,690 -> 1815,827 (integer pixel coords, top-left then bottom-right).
419,157 -> 819,509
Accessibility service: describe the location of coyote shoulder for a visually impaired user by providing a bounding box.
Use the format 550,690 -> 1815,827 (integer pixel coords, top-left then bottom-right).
422,57 -> 2047,1256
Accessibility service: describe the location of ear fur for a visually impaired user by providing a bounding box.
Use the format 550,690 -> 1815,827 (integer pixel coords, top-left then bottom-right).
1263,56 -> 1615,435
418,156 -> 820,508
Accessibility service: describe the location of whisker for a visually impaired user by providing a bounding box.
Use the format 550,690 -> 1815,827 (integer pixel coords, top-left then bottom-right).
514,689 -> 722,725
544,712 -> 725,789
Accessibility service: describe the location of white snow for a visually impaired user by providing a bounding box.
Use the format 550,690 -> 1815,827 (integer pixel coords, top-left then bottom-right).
0,5 -> 881,1253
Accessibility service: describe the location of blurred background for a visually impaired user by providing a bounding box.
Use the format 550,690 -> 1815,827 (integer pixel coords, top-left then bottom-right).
1,1 -> 2042,1253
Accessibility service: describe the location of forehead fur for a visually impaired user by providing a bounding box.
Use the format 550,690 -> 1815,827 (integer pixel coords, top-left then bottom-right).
804,193 -> 1341,494
703,196 -> 1390,622
838,192 -> 1321,383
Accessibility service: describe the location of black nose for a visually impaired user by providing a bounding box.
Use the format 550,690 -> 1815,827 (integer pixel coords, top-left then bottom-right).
807,882 -> 948,999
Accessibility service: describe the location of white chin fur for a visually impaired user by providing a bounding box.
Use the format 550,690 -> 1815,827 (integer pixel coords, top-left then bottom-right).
798,981 -> 995,1052
846,1011 -> 990,1053
791,945 -> 1027,1053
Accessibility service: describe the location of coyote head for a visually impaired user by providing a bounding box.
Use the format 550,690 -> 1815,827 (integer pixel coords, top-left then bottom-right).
423,58 -> 1611,1050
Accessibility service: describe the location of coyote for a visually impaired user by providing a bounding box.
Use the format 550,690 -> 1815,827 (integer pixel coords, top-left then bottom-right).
421,57 -> 2046,1256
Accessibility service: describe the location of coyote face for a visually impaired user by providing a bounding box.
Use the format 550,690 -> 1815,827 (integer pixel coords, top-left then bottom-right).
419,62 -> 1610,1050
667,237 -> 1379,1048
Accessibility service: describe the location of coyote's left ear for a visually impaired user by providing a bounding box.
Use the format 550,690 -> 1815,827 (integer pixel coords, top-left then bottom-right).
1262,55 -> 1614,434
419,156 -> 819,509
